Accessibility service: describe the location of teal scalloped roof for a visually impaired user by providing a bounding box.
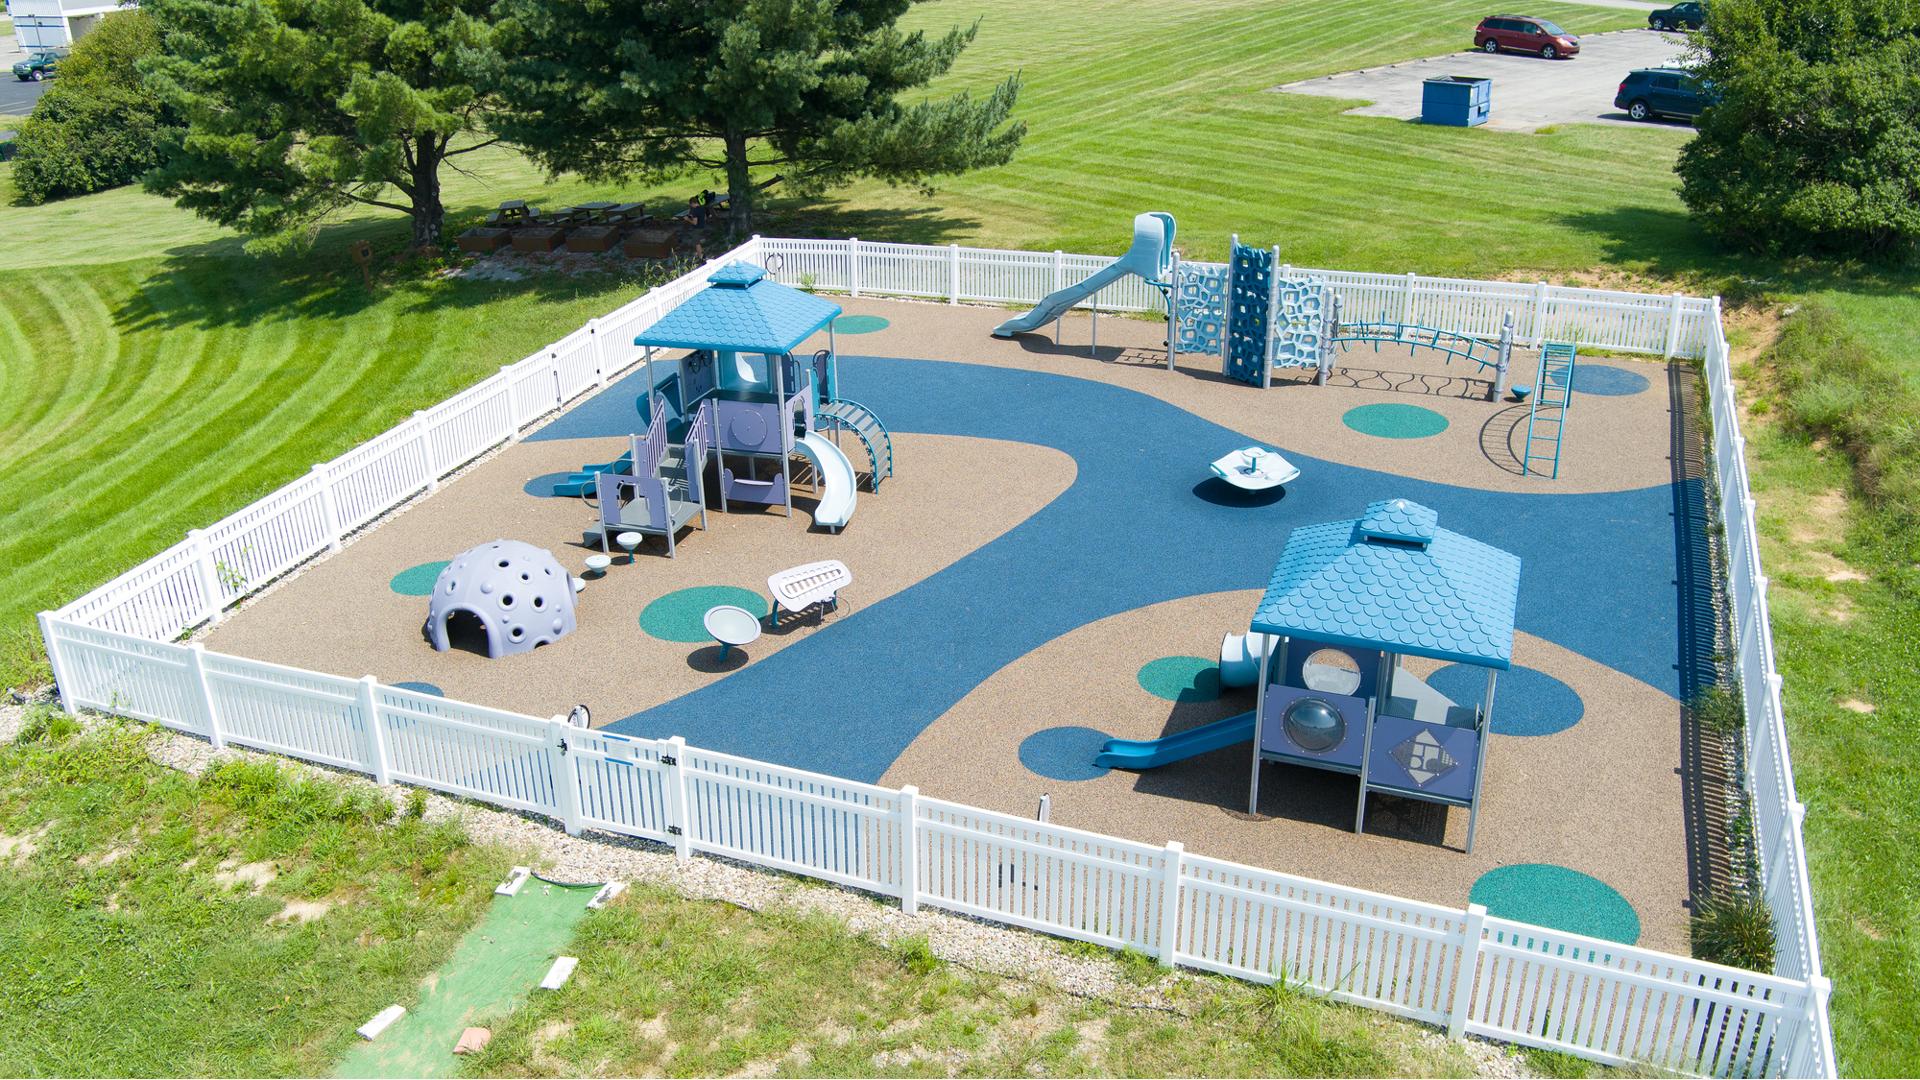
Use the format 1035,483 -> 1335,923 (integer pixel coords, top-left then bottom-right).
633,262 -> 842,353
1251,499 -> 1520,668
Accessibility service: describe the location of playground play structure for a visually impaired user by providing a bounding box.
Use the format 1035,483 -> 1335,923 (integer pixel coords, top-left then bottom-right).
1097,498 -> 1517,852
556,262 -> 895,556
993,213 -> 1580,478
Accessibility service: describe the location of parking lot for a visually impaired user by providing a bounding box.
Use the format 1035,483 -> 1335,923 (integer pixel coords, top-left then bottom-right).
0,33 -> 53,117
1273,29 -> 1691,132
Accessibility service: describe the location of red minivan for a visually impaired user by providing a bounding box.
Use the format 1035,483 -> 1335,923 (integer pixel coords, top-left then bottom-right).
1473,15 -> 1581,58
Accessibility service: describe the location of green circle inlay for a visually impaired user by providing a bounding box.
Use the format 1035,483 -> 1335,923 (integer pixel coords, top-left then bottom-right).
1470,864 -> 1642,945
390,560 -> 450,596
640,585 -> 770,643
1136,656 -> 1224,703
1342,403 -> 1450,440
832,314 -> 890,335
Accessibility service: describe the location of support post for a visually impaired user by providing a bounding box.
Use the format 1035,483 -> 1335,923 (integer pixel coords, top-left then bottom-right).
948,244 -> 960,304
188,529 -> 225,625
358,675 -> 390,784
1262,245 -> 1281,389
189,644 -> 223,748
312,464 -> 344,553
1466,668 -> 1497,854
412,411 -> 439,493
1491,312 -> 1513,402
1447,903 -> 1488,1040
549,721 -> 582,836
896,784 -> 920,915
36,612 -> 75,715
1157,840 -> 1184,966
665,735 -> 692,862
849,238 -> 861,296
1165,250 -> 1180,372
1663,292 -> 1686,358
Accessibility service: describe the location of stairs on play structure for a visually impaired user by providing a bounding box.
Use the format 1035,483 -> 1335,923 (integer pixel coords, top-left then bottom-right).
817,398 -> 894,492
1522,342 -> 1578,479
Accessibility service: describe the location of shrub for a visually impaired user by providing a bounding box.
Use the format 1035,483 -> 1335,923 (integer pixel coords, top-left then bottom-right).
11,12 -> 169,204
1692,892 -> 1778,971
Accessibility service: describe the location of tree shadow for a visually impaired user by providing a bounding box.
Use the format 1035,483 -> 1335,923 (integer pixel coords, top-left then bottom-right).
749,197 -> 982,246
1560,205 -> 1920,298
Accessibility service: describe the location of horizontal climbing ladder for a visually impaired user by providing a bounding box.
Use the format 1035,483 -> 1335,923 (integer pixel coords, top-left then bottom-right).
1522,343 -> 1578,478
1328,322 -> 1500,370
818,398 -> 894,492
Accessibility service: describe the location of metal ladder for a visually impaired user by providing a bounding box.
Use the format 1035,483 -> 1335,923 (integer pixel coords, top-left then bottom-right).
1522,343 -> 1578,478
817,398 -> 894,492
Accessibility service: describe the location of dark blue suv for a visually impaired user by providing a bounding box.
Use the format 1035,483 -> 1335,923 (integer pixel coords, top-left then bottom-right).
1615,67 -> 1710,122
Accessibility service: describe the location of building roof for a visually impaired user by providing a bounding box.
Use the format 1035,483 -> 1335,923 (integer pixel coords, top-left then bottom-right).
1250,498 -> 1520,668
633,262 -> 842,354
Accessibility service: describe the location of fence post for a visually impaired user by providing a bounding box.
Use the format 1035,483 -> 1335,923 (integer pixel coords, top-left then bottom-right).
1400,271 -> 1418,325
35,612 -> 75,715
849,238 -> 862,296
949,244 -> 961,304
412,411 -> 439,493
1804,975 -> 1835,1076
311,464 -> 344,553
1052,250 -> 1064,293
188,529 -> 225,626
897,784 -> 920,915
188,643 -> 224,749
549,721 -> 582,835
1448,903 -> 1487,1039
665,735 -> 692,862
1662,292 -> 1685,358
1530,281 -> 1549,344
590,319 -> 613,387
500,365 -> 523,440
358,675 -> 390,785
1157,840 -> 1184,966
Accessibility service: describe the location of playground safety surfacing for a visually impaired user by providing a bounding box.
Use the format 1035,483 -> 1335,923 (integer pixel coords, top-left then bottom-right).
204,296 -> 1699,951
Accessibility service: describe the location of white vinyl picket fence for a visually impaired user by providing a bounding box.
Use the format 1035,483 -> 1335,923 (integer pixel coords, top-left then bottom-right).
37,618 -> 1830,1078
38,236 -> 1832,1076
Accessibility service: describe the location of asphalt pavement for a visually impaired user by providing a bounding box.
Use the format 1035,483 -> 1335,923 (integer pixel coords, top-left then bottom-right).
0,33 -> 52,118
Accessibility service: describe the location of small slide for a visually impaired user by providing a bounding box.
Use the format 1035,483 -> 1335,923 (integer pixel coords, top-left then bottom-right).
792,432 -> 858,530
1094,710 -> 1255,770
550,452 -> 632,498
992,211 -> 1175,338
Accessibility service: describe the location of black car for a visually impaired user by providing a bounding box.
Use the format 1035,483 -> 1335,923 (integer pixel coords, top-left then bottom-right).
1615,67 -> 1712,122
1648,2 -> 1706,31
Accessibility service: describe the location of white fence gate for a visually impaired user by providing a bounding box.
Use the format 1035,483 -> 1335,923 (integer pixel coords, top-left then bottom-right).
37,237 -> 1834,1076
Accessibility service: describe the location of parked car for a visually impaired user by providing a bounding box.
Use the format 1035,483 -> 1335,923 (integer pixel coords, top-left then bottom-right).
1648,2 -> 1707,31
12,50 -> 66,82
1615,67 -> 1712,122
1474,15 -> 1581,59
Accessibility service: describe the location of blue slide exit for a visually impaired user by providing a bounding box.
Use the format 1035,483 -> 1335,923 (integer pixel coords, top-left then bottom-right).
1094,710 -> 1255,770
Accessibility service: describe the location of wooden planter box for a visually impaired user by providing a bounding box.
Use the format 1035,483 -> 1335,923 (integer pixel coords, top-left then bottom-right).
456,227 -> 509,254
622,227 -> 678,260
512,227 -> 567,253
565,226 -> 620,253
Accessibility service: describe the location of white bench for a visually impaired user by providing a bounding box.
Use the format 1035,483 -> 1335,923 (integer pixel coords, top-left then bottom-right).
768,559 -> 852,620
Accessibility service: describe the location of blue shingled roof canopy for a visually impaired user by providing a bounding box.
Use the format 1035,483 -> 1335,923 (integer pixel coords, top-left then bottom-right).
633,262 -> 843,354
1251,498 -> 1520,669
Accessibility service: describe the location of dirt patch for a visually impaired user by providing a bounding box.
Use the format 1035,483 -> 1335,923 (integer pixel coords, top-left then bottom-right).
270,898 -> 334,925
0,823 -> 49,864
1839,699 -> 1876,715
214,859 -> 278,893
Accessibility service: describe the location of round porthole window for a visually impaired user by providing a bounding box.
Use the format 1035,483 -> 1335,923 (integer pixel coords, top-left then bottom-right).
1301,649 -> 1363,696
1284,697 -> 1346,752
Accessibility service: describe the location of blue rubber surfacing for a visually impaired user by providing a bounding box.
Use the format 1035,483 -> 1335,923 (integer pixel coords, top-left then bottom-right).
526,355 -> 1686,783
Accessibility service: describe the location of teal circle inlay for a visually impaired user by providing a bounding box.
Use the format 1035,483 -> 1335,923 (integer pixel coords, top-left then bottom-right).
1137,656 -> 1224,703
1019,726 -> 1113,782
832,314 -> 890,335
1427,663 -> 1584,737
1342,403 -> 1450,439
1470,864 -> 1641,945
390,561 -> 450,596
640,586 -> 770,643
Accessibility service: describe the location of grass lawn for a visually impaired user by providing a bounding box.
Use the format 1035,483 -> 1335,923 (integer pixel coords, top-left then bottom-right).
0,720 -> 513,1076
0,0 -> 1913,1071
462,882 -> 1499,1078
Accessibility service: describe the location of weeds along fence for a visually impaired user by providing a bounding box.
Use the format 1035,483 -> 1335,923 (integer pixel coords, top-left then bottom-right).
39,237 -> 1831,1076
38,619 -> 1828,1077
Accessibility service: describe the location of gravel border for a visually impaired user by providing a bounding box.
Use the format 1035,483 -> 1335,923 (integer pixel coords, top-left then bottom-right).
0,695 -> 1537,1078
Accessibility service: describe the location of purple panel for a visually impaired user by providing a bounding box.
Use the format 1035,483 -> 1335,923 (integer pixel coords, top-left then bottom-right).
1366,713 -> 1480,803
1258,685 -> 1368,770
